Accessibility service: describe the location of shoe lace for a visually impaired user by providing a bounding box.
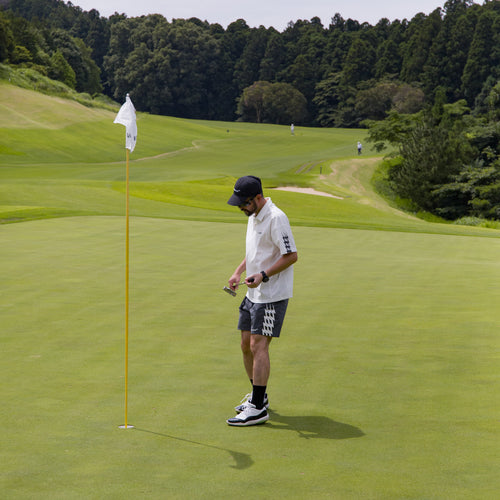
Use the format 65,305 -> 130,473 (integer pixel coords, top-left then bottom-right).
239,393 -> 252,405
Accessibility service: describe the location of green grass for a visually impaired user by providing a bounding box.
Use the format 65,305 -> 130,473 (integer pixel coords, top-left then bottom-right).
2,82 -> 499,239
1,82 -> 499,499
1,218 -> 499,499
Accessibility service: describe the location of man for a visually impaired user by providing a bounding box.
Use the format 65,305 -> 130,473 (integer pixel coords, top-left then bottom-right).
226,175 -> 298,426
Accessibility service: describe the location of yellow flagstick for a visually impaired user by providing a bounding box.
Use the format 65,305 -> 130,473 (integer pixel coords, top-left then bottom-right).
119,148 -> 134,429
114,94 -> 136,430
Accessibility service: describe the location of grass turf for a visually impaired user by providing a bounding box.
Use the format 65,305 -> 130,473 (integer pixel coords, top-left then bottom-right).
1,82 -> 499,498
1,217 -> 499,498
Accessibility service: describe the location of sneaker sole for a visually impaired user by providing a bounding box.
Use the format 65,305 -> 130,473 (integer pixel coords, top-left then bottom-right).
226,412 -> 269,426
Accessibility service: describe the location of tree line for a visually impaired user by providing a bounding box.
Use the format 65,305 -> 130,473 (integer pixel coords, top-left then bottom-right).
1,0 -> 499,221
367,89 -> 500,222
0,0 -> 499,126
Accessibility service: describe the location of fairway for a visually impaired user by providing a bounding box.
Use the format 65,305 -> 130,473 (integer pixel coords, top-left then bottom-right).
1,84 -> 499,498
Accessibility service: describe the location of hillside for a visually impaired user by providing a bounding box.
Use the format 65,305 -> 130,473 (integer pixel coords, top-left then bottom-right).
1,82 -> 499,237
0,84 -> 113,129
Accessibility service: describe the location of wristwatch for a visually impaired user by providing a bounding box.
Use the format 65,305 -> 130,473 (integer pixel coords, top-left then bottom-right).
260,270 -> 269,282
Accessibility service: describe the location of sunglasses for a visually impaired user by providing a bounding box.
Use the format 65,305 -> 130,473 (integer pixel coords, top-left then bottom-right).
238,196 -> 255,208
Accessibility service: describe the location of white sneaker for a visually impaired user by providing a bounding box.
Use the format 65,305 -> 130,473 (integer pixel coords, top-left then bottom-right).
235,393 -> 269,413
227,402 -> 269,426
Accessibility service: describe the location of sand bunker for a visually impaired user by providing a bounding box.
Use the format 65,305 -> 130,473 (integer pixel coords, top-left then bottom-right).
272,187 -> 343,199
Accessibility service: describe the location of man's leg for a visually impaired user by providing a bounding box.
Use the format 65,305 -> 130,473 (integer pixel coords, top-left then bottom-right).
250,334 -> 272,385
227,334 -> 271,426
240,330 -> 253,381
228,301 -> 281,425
234,330 -> 271,414
250,334 -> 272,409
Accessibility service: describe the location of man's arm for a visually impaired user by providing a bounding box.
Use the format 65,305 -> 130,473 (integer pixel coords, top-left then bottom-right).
228,258 -> 246,291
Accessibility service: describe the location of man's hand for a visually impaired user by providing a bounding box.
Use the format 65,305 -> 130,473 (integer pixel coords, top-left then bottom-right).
245,274 -> 262,288
228,274 -> 241,291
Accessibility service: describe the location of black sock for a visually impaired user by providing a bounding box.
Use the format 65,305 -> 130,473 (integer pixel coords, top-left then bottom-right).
251,385 -> 266,410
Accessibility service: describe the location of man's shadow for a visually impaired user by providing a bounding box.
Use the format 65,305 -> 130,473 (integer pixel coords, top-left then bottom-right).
134,428 -> 254,470
133,413 -> 363,470
266,410 -> 365,440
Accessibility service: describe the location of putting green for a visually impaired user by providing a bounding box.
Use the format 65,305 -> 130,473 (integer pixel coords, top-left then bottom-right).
1,216 -> 499,498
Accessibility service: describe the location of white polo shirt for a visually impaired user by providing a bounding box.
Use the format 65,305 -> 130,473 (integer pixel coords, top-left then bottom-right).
245,198 -> 297,303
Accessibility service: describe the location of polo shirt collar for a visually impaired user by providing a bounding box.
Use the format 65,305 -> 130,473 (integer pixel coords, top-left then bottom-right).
254,197 -> 272,222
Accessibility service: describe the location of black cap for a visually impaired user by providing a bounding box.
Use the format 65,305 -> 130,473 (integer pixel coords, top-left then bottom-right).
227,176 -> 263,206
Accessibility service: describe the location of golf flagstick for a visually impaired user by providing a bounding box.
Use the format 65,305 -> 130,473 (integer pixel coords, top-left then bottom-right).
120,147 -> 132,430
114,95 -> 137,430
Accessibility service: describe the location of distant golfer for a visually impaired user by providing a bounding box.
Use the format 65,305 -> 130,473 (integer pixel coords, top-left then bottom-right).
226,176 -> 298,426
357,141 -> 362,155
291,123 -> 295,135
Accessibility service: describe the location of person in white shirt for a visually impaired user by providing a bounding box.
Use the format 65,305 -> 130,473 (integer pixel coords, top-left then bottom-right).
226,176 -> 298,426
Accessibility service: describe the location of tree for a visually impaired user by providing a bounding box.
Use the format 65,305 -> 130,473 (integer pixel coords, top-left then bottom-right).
103,17 -> 140,97
375,38 -> 401,78
281,53 -> 316,101
259,32 -> 285,81
0,12 -> 14,62
323,15 -> 354,74
461,10 -> 498,104
7,14 -> 49,65
422,0 -> 476,102
224,19 -> 250,61
434,119 -> 500,219
50,29 -> 102,93
373,19 -> 406,79
355,82 -> 398,120
390,117 -> 469,210
400,10 -> 442,84
236,80 -> 272,122
165,19 -> 232,119
484,80 -> 500,121
434,159 -> 500,219
233,26 -> 270,92
341,36 -> 376,87
68,8 -> 110,69
105,16 -> 233,119
263,82 -> 307,124
377,100 -> 479,217
11,44 -> 32,63
48,49 -> 76,88
237,81 -> 307,124
313,73 -> 343,126
73,37 -> 102,94
364,111 -> 418,152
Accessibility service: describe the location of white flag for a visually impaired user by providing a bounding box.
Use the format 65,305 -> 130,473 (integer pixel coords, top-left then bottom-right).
114,94 -> 137,153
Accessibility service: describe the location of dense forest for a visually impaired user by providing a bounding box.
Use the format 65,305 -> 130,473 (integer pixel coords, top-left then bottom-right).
0,0 -> 498,125
0,0 -> 499,221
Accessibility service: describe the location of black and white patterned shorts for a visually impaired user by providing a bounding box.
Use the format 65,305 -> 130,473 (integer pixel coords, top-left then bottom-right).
238,297 -> 289,338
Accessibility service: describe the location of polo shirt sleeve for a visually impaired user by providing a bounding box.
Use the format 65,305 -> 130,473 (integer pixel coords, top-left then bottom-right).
271,213 -> 297,255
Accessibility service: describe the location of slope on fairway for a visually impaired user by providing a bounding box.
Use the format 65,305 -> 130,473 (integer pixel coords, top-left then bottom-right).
0,84 -> 113,129
1,81 -> 500,238
0,83 -> 377,228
